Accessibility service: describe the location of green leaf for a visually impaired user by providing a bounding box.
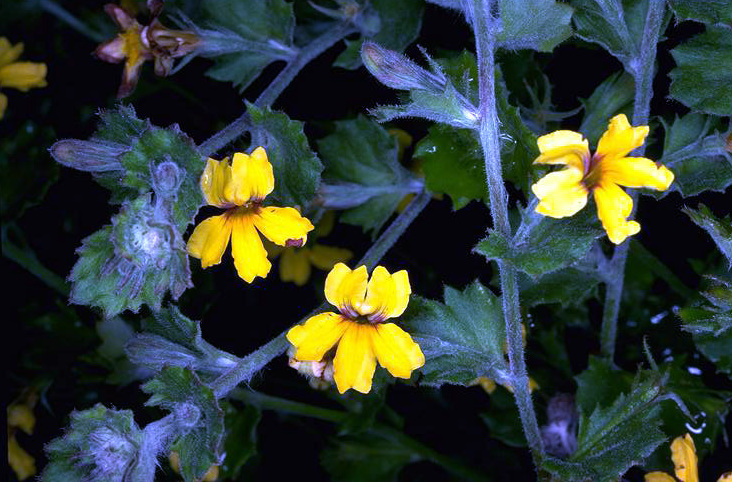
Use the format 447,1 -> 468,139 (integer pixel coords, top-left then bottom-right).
574,357 -> 633,416
520,267 -> 603,307
318,115 -> 415,236
475,203 -> 604,277
545,367 -> 668,482
669,26 -> 732,116
400,280 -> 508,387
658,113 -> 732,197
142,367 -> 225,482
220,404 -> 261,479
321,432 -> 421,482
496,0 -> 574,52
43,404 -> 142,481
248,103 -> 323,207
334,0 -> 424,69
683,205 -> 732,266
579,71 -> 635,144
480,388 -> 527,447
200,0 -> 295,91
667,0 -> 732,27
69,195 -> 192,318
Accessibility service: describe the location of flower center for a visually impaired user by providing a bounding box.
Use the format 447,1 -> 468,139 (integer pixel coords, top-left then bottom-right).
581,153 -> 604,190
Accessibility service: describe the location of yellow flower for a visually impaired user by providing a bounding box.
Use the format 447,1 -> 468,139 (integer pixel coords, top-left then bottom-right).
0,37 -> 47,120
287,263 -> 425,394
7,390 -> 38,481
531,114 -> 674,244
187,147 -> 314,283
645,433 -> 731,482
169,451 -> 219,481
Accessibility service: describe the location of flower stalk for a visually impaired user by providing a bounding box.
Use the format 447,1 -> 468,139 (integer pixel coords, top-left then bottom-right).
466,0 -> 545,466
600,0 -> 666,362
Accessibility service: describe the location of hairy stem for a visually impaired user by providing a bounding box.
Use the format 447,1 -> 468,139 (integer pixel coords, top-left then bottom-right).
467,0 -> 544,465
198,21 -> 356,156
210,190 -> 430,398
600,0 -> 666,361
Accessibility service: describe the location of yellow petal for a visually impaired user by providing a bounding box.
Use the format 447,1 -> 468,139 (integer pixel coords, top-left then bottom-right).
0,62 -> 47,91
360,266 -> 411,321
324,263 -> 368,316
280,248 -> 312,286
372,323 -> 424,378
592,181 -> 640,244
596,114 -> 649,161
200,157 -> 233,207
8,436 -> 36,481
287,312 -> 349,361
0,38 -> 24,68
333,324 -> 377,394
7,404 -> 35,434
309,244 -> 353,271
718,472 -> 732,482
532,168 -> 588,218
0,92 -> 7,119
671,434 -> 698,482
187,214 -> 232,268
601,156 -> 674,191
472,377 -> 497,394
253,206 -> 314,247
534,130 -> 589,172
227,147 -> 274,204
645,472 -> 677,482
230,211 -> 271,282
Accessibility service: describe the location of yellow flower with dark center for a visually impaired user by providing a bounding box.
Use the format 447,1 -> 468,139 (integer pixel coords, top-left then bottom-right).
532,114 -> 674,244
645,433 -> 731,482
187,147 -> 314,283
0,37 -> 47,120
287,263 -> 425,394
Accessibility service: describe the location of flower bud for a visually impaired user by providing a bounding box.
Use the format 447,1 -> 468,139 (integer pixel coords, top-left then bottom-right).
50,139 -> 127,172
361,41 -> 445,92
152,160 -> 184,197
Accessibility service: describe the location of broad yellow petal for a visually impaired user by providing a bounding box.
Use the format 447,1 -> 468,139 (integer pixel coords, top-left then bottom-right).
333,324 -> 377,394
253,206 -> 314,247
593,181 -> 640,245
601,156 -> 674,191
532,168 -> 588,218
230,211 -> 270,282
280,248 -> 312,286
227,147 -> 274,204
187,214 -> 232,268
372,323 -> 424,378
360,267 -> 411,321
309,244 -> 353,271
0,38 -> 24,67
718,472 -> 732,482
200,157 -> 232,207
325,263 -> 368,316
645,472 -> 677,482
535,130 -> 589,172
0,62 -> 47,91
596,114 -> 649,161
671,434 -> 698,482
287,312 -> 349,361
8,436 -> 36,481
8,404 -> 35,434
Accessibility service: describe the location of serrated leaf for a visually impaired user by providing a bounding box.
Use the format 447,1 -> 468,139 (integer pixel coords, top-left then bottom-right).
335,0 -> 424,69
496,0 -> 574,52
579,71 -> 634,144
475,203 -> 604,277
142,367 -> 225,482
669,26 -> 732,116
126,306 -> 239,377
683,205 -> 732,267
520,267 -> 602,307
219,404 -> 261,479
667,0 -> 732,24
201,0 -> 295,91
400,280 -> 508,387
318,115 -> 414,236
321,433 -> 421,482
247,103 -> 323,207
574,357 -> 634,416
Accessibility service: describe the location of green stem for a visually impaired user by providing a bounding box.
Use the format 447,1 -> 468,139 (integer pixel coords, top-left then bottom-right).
39,0 -> 106,42
198,21 -> 356,156
230,389 -> 489,481
600,0 -> 666,362
468,0 -> 544,466
2,226 -> 69,296
210,190 -> 430,398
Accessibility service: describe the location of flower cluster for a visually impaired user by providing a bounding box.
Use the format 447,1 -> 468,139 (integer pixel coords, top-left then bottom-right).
0,37 -> 46,119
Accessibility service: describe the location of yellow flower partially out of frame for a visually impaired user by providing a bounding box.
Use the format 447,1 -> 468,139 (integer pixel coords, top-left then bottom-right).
286,263 -> 425,394
187,147 -> 314,283
531,114 -> 674,244
645,433 -> 732,482
0,37 -> 47,120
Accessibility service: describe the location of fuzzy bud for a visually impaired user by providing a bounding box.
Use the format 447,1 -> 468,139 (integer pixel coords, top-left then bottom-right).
361,41 -> 445,92
152,160 -> 184,197
50,139 -> 128,172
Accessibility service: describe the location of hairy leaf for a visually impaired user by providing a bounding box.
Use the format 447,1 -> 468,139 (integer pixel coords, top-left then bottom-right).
683,205 -> 732,267
496,0 -> 574,52
220,404 -> 261,479
667,0 -> 732,27
321,432 -> 421,481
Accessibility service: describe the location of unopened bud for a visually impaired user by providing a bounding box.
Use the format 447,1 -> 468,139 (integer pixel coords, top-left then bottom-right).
50,139 -> 127,172
152,160 -> 183,196
288,347 -> 334,390
361,42 -> 445,92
